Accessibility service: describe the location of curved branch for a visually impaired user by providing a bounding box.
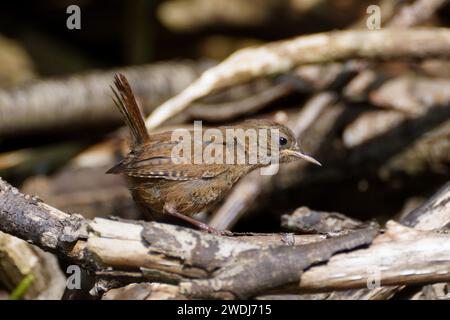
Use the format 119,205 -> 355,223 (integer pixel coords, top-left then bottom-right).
0,177 -> 377,298
2,177 -> 449,299
146,28 -> 450,129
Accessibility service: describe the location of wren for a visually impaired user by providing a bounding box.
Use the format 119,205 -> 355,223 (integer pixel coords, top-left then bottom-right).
107,74 -> 321,235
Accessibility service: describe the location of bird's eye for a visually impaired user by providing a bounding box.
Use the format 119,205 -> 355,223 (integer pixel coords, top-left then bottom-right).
279,137 -> 288,146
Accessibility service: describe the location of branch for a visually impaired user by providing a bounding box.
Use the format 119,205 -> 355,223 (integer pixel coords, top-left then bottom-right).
370,75 -> 450,114
186,80 -> 293,122
2,175 -> 450,300
281,206 -> 363,234
388,0 -> 448,27
146,28 -> 450,129
324,181 -> 450,299
0,61 -> 208,137
0,179 -> 88,254
0,176 -> 378,299
298,221 -> 450,292
401,181 -> 450,229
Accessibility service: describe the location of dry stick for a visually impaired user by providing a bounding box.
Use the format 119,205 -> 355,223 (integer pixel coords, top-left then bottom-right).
358,182 -> 450,300
343,75 -> 450,148
388,0 -> 448,27
339,0 -> 441,96
180,225 -> 378,299
2,177 -> 450,299
0,176 -> 375,299
273,20 -> 450,190
102,283 -> 183,300
263,180 -> 449,298
0,179 -> 88,255
343,76 -> 450,180
298,220 -> 450,292
195,0 -> 445,128
262,182 -> 450,298
370,75 -> 450,114
326,182 -> 450,299
281,206 -> 363,234
0,61 -> 208,136
87,190 -> 450,299
411,283 -> 450,300
313,0 -> 448,124
343,0 -> 447,99
158,0 -> 327,32
145,28 -> 450,129
186,81 -> 293,122
401,182 -> 450,230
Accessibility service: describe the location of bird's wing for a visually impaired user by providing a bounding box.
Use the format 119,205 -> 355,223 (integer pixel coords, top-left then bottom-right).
107,132 -> 232,180
118,161 -> 230,180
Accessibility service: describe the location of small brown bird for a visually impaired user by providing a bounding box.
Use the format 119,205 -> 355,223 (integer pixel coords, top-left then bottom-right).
107,74 -> 321,235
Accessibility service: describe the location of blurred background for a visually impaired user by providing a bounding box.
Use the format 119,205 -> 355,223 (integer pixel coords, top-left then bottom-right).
0,0 -> 449,299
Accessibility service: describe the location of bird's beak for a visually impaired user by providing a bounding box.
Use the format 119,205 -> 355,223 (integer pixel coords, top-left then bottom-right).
283,149 -> 322,166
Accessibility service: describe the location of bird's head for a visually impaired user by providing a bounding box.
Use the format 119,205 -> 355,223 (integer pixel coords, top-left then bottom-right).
242,119 -> 321,166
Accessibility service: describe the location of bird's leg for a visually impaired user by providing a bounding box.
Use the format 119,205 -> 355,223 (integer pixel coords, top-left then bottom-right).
163,203 -> 232,236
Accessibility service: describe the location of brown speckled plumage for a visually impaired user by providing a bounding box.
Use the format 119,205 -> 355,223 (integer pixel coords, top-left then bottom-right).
107,74 -> 321,234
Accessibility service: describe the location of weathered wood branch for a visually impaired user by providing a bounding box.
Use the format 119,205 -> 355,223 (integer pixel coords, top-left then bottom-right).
323,181 -> 450,299
387,0 -> 447,27
298,221 -> 450,292
401,181 -> 450,229
281,206 -> 363,234
0,176 -> 376,299
0,180 -> 88,255
146,28 -> 450,129
1,176 -> 449,299
100,219 -> 450,299
0,61 -> 208,137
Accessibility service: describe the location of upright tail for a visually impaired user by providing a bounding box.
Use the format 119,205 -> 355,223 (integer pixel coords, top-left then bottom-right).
111,73 -> 149,146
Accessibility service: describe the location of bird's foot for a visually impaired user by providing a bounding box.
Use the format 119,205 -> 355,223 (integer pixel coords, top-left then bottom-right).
164,203 -> 233,236
201,224 -> 233,236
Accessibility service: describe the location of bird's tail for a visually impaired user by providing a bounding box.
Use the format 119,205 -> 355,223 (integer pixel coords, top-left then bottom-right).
111,73 -> 149,146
